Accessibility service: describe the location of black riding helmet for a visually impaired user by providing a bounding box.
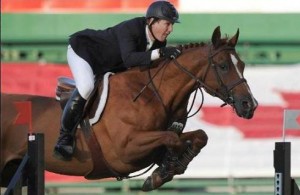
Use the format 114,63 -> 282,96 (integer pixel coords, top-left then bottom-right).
146,1 -> 180,24
146,1 -> 179,41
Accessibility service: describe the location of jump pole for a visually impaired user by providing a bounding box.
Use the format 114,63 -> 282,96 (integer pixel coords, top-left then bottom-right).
273,110 -> 300,195
27,133 -> 45,195
4,133 -> 45,195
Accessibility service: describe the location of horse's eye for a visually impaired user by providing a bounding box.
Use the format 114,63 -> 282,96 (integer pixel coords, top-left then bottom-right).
219,63 -> 228,71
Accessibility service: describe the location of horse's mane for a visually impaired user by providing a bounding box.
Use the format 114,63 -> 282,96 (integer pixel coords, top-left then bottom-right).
177,36 -> 229,51
151,37 -> 230,67
177,42 -> 206,51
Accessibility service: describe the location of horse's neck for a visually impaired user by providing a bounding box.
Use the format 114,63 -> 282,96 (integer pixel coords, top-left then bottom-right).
152,47 -> 207,111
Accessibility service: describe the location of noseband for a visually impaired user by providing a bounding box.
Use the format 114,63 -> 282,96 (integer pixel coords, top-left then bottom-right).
173,45 -> 247,107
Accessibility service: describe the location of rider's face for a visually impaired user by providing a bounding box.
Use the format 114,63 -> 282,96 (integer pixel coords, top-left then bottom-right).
150,19 -> 173,42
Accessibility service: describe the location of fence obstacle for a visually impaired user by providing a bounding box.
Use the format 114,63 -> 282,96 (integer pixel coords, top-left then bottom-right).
4,133 -> 45,195
274,142 -> 300,195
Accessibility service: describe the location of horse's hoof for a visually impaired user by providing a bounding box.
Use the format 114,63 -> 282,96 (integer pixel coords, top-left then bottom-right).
142,171 -> 165,191
141,176 -> 155,192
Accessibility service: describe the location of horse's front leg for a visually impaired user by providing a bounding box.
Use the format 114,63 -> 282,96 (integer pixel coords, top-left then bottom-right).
119,130 -> 182,163
175,129 -> 208,175
142,129 -> 208,191
142,147 -> 178,191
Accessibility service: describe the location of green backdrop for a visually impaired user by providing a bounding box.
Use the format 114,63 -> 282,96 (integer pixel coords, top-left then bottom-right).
2,13 -> 300,64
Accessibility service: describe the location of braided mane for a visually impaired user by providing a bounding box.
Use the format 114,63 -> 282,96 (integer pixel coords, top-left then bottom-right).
177,42 -> 205,51
177,36 -> 229,51
151,37 -> 230,66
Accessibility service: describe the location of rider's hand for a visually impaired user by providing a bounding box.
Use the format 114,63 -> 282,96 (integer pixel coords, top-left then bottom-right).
159,47 -> 181,59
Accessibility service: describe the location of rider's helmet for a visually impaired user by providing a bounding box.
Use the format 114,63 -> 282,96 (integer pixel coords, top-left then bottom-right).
146,1 -> 180,24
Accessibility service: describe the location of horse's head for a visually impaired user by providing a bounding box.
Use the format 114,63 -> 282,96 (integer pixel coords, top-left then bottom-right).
200,26 -> 258,119
146,27 -> 257,119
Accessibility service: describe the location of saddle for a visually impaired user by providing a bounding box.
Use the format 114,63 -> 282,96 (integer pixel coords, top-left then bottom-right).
55,77 -> 100,122
55,75 -> 127,180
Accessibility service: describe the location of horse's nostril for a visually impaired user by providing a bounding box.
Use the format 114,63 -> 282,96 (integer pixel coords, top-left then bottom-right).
242,100 -> 250,109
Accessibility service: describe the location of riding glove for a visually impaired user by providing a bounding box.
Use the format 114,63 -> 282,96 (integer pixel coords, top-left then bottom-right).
159,47 -> 181,59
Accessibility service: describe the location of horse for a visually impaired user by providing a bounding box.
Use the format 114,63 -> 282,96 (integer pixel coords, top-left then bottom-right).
0,26 -> 257,191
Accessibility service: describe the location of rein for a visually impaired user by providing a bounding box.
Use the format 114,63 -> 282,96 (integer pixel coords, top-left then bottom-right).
133,61 -> 170,116
133,60 -> 204,120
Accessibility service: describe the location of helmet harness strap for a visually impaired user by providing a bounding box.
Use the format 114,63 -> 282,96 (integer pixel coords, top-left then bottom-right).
148,18 -> 160,42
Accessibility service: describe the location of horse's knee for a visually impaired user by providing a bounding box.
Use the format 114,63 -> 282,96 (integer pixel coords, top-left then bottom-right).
194,130 -> 208,148
164,131 -> 181,147
171,130 -> 208,176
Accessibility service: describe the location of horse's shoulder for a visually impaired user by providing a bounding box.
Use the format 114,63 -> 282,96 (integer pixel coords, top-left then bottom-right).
111,69 -> 146,85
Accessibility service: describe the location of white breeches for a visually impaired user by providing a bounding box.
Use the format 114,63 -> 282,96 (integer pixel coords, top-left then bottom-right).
67,45 -> 95,100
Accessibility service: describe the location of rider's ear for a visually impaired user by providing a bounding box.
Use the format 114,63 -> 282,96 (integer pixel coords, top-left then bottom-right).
228,28 -> 239,47
212,26 -> 221,49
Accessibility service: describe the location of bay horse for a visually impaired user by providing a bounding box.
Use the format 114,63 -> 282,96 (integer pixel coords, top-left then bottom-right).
0,27 -> 257,191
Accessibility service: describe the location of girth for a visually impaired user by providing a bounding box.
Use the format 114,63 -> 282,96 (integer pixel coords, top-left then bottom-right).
80,118 -> 128,180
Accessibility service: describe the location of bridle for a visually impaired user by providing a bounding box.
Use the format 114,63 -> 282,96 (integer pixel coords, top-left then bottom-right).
173,44 -> 247,109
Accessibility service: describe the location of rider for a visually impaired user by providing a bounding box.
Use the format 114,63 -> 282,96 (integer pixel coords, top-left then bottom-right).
54,0 -> 182,161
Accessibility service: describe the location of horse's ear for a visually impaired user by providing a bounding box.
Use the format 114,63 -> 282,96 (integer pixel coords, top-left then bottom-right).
228,28 -> 239,47
212,26 -> 221,48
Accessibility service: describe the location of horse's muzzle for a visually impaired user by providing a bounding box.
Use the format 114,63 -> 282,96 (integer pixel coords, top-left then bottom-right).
234,96 -> 258,119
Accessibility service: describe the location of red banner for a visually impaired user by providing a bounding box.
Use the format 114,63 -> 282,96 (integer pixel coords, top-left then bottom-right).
14,101 -> 32,132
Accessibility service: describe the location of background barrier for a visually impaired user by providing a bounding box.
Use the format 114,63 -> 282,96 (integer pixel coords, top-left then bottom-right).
2,13 -> 300,64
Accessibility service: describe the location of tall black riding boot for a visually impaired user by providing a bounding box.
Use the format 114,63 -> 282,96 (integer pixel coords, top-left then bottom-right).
54,89 -> 86,161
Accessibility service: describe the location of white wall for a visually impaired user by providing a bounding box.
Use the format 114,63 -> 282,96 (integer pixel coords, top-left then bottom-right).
179,0 -> 300,13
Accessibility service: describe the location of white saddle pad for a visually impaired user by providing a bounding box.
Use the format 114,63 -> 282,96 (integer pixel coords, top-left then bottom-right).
89,72 -> 114,125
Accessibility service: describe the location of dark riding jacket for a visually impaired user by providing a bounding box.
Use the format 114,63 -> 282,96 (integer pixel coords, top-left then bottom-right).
69,17 -> 166,74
